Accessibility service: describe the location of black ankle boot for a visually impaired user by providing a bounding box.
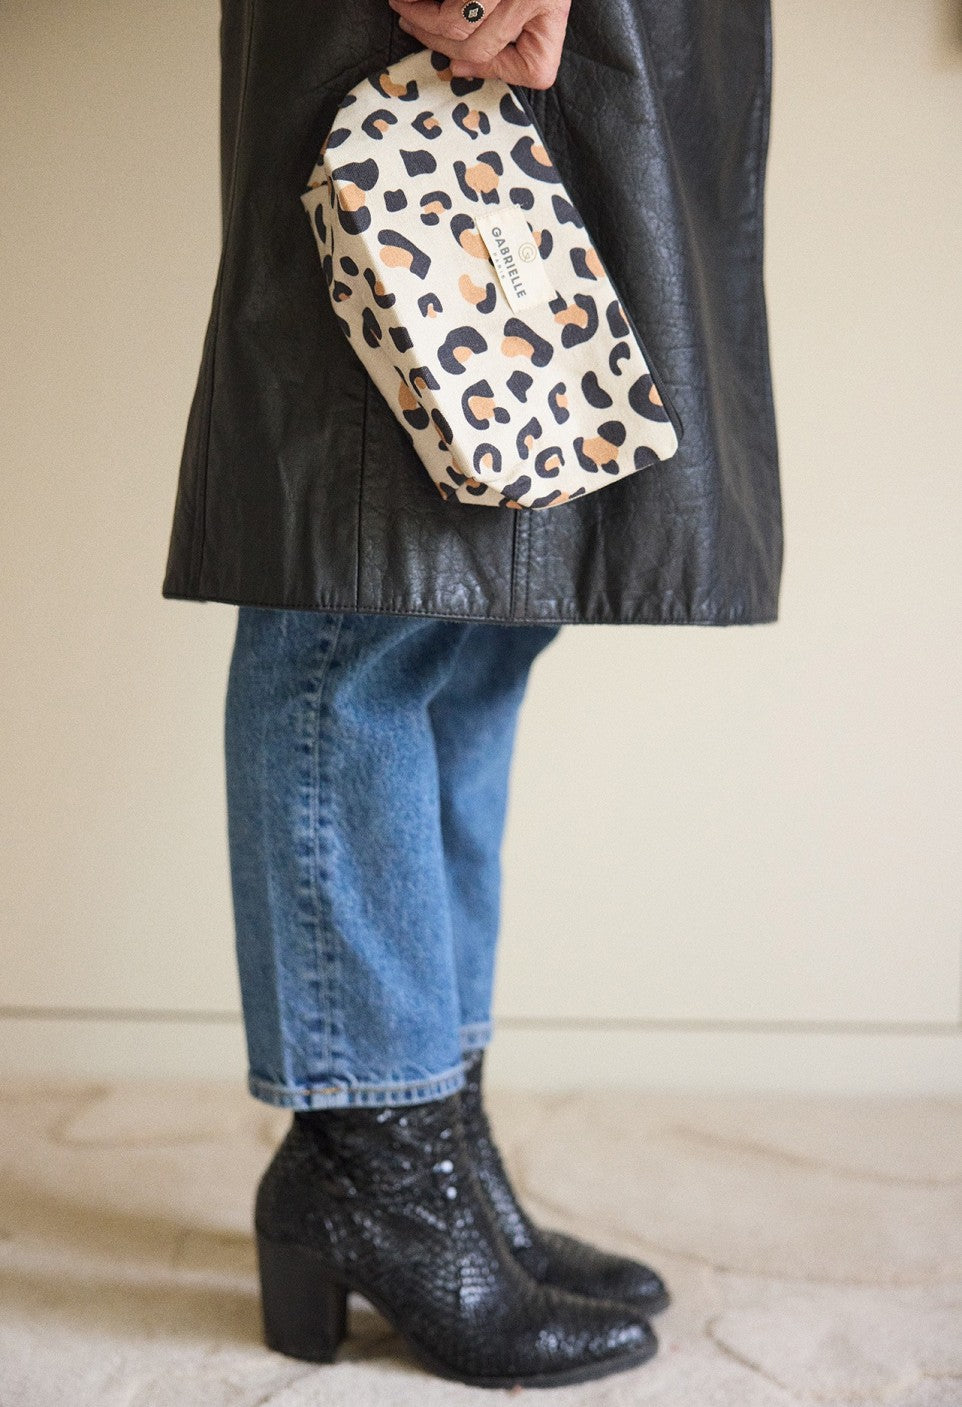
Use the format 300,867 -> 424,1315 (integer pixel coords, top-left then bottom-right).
254,1091 -> 658,1388
460,1049 -> 671,1315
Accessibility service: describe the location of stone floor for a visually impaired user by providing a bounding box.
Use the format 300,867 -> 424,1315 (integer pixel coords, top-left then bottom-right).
0,1078 -> 959,1405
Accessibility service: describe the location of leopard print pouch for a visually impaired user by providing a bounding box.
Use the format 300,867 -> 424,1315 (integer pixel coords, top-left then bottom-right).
300,47 -> 683,510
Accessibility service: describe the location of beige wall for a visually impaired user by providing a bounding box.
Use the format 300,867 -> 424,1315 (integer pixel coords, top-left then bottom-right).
1,1 -> 960,1093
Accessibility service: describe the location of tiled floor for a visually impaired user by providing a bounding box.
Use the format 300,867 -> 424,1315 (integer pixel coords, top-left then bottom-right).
0,1078 -> 960,1404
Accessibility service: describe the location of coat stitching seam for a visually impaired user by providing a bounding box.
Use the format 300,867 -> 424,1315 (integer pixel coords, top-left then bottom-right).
195,0 -> 257,592
166,591 -> 776,625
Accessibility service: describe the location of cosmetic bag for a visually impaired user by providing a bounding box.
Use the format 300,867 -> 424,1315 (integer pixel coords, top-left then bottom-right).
300,46 -> 683,509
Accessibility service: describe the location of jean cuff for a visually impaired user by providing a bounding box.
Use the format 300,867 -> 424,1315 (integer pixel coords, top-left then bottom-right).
247,1060 -> 467,1110
459,1020 -> 492,1054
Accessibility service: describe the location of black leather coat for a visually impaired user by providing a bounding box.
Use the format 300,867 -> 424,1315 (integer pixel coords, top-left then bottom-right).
162,0 -> 783,625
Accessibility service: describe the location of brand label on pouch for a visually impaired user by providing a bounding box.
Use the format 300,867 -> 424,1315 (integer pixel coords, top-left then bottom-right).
472,206 -> 555,312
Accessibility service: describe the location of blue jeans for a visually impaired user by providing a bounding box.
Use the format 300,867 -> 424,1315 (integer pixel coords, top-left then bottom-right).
224,606 -> 563,1109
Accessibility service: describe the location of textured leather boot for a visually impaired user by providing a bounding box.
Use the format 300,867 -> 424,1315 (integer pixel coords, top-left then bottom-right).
460,1049 -> 671,1314
254,1091 -> 658,1388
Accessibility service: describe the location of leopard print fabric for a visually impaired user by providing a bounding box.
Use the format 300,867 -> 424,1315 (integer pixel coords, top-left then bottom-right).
300,48 -> 682,510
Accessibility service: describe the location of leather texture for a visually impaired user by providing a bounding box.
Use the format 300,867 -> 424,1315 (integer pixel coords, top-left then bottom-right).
254,1093 -> 658,1385
461,1049 -> 671,1313
162,0 -> 783,625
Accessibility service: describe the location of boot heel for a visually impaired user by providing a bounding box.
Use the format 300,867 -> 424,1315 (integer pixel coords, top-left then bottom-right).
256,1231 -> 349,1363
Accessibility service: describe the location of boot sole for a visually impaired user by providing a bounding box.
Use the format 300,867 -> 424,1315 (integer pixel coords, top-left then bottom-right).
256,1229 -> 658,1389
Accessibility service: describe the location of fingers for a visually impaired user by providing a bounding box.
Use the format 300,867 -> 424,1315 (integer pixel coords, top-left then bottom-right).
466,8 -> 562,87
462,0 -> 540,65
390,0 -> 569,88
475,11 -> 566,86
389,0 -> 569,90
388,0 -> 507,46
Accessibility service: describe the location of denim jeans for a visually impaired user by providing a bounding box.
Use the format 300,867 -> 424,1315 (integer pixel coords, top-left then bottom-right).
224,606 -> 563,1109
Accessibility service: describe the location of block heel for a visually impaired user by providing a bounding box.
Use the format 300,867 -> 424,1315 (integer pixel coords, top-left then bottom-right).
255,1231 -> 348,1363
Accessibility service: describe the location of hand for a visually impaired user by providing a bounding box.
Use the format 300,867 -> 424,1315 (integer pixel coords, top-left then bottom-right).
388,0 -> 571,90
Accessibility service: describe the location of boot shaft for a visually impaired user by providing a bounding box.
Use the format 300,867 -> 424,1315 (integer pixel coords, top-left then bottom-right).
255,1093 -> 471,1235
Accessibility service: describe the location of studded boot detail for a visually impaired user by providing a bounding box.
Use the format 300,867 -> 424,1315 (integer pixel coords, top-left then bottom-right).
254,1090 -> 658,1388
460,1049 -> 671,1314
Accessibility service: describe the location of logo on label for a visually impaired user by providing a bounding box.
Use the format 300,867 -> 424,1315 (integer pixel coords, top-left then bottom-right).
472,206 -> 555,312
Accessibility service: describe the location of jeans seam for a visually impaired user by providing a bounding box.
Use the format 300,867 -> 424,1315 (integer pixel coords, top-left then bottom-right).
301,614 -> 346,1080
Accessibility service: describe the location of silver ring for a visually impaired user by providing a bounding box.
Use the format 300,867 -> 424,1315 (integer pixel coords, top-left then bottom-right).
462,2 -> 485,22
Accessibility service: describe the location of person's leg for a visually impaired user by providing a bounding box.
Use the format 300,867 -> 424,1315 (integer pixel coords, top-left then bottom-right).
423,620 -> 670,1315
232,605 -> 662,1380
426,621 -> 564,1059
224,604 -> 483,1110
